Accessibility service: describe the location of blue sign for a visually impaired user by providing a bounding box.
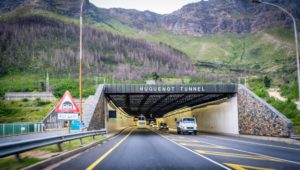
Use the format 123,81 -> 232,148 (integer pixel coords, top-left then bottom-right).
71,120 -> 81,130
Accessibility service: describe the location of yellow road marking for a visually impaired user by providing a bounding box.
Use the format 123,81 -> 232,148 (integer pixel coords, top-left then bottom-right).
180,143 -> 228,149
86,128 -> 134,170
224,163 -> 274,170
196,150 -> 282,162
206,136 -> 300,151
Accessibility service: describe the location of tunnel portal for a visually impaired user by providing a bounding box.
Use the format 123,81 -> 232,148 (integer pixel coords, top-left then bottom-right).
104,84 -> 237,118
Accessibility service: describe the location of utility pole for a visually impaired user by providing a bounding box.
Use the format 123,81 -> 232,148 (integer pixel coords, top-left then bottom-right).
95,76 -> 98,88
46,72 -> 49,92
79,0 -> 84,123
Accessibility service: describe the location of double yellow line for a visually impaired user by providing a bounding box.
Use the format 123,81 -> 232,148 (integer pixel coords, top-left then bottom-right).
86,128 -> 134,170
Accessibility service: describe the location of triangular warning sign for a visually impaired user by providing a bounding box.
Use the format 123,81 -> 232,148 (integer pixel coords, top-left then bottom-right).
54,91 -> 80,113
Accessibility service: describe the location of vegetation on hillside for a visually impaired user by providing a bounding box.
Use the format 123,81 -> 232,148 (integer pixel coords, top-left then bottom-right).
0,98 -> 54,123
0,15 -> 195,80
248,77 -> 300,126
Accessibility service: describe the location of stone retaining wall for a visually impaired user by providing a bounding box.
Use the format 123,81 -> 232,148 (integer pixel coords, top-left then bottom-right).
238,85 -> 292,137
88,86 -> 106,130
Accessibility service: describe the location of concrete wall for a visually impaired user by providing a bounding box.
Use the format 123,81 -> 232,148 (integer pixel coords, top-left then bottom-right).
193,96 -> 238,134
5,92 -> 56,101
161,97 -> 239,134
106,106 -> 135,133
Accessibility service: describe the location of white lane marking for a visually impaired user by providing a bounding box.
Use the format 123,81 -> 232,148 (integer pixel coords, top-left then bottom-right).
188,136 -> 300,165
151,130 -> 231,170
205,135 -> 300,151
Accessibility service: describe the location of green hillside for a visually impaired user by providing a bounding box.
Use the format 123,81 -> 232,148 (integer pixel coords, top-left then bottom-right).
97,19 -> 297,73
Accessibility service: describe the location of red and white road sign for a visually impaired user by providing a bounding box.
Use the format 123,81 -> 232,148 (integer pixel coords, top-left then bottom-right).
54,91 -> 80,113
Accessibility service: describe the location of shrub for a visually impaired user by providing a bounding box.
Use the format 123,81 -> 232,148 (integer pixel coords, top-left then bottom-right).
264,76 -> 271,88
280,83 -> 298,100
266,97 -> 299,124
22,98 -> 29,102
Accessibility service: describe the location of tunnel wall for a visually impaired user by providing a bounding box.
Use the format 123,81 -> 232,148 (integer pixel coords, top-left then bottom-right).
161,97 -> 239,134
237,85 -> 292,137
106,107 -> 135,133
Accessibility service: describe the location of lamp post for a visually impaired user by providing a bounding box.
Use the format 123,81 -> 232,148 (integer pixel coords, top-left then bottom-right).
252,0 -> 300,104
79,0 -> 84,123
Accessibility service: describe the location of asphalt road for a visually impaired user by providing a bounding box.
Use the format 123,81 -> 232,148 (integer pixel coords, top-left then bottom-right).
51,128 -> 300,170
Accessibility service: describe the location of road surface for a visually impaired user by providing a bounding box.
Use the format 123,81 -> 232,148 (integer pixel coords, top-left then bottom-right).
51,127 -> 300,170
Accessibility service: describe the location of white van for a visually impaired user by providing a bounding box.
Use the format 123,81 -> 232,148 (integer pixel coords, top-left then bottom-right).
176,117 -> 197,135
137,115 -> 146,128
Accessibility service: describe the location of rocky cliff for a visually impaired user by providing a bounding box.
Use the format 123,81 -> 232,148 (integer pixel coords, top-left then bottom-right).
161,0 -> 300,35
1,0 -> 299,36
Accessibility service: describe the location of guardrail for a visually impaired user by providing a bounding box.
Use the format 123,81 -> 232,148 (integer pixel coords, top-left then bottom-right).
0,129 -> 106,159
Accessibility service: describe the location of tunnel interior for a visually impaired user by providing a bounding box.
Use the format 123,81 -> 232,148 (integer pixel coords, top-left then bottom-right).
104,84 -> 237,118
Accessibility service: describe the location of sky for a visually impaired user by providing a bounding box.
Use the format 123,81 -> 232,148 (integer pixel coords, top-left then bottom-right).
89,0 -> 204,14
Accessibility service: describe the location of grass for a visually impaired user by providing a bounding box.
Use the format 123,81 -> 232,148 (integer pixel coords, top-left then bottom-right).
0,135 -> 105,170
0,99 -> 55,123
38,135 -> 104,152
0,157 -> 42,170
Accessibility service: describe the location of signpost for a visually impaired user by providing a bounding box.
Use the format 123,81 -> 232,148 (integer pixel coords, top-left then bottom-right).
54,91 -> 80,133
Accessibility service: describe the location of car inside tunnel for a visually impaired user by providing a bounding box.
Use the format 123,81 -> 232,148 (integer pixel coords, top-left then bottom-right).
104,84 -> 237,118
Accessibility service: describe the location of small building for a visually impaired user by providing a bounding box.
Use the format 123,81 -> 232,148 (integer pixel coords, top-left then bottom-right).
5,92 -> 56,101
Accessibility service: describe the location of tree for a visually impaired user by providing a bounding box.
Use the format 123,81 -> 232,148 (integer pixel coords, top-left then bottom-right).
264,76 -> 271,88
152,72 -> 159,81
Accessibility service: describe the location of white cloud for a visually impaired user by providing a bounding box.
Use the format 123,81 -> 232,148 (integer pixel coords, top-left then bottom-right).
90,0 -> 203,14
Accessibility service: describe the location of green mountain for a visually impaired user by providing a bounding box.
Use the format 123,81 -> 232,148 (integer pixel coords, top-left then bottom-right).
0,0 -> 299,85
0,0 -> 298,81
0,0 -> 299,125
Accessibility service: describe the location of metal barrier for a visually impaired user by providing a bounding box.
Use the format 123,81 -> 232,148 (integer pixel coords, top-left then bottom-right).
0,123 -> 44,137
0,129 -> 106,158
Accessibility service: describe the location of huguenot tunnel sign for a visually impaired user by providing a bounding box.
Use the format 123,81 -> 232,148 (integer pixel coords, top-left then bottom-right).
104,84 -> 237,94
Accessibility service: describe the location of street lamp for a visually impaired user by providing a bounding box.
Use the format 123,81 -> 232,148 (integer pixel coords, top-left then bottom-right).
252,0 -> 300,105
79,0 -> 84,123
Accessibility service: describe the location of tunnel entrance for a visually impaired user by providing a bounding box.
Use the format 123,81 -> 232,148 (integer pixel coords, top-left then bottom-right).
104,84 -> 237,118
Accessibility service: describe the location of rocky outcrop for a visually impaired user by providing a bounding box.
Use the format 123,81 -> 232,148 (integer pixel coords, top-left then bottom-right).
1,0 -> 299,36
161,0 -> 300,36
238,85 -> 292,137
107,9 -> 160,31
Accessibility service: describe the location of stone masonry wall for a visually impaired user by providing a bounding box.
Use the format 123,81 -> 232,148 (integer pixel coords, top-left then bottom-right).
238,85 -> 292,137
88,87 -> 106,130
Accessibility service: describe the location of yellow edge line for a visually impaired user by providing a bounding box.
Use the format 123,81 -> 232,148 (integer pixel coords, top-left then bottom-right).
86,128 -> 134,170
196,150 -> 282,162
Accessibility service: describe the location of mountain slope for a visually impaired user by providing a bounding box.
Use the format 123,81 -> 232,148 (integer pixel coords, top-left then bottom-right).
0,15 -> 195,79
160,0 -> 300,35
0,0 -> 298,80
1,0 -> 299,36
